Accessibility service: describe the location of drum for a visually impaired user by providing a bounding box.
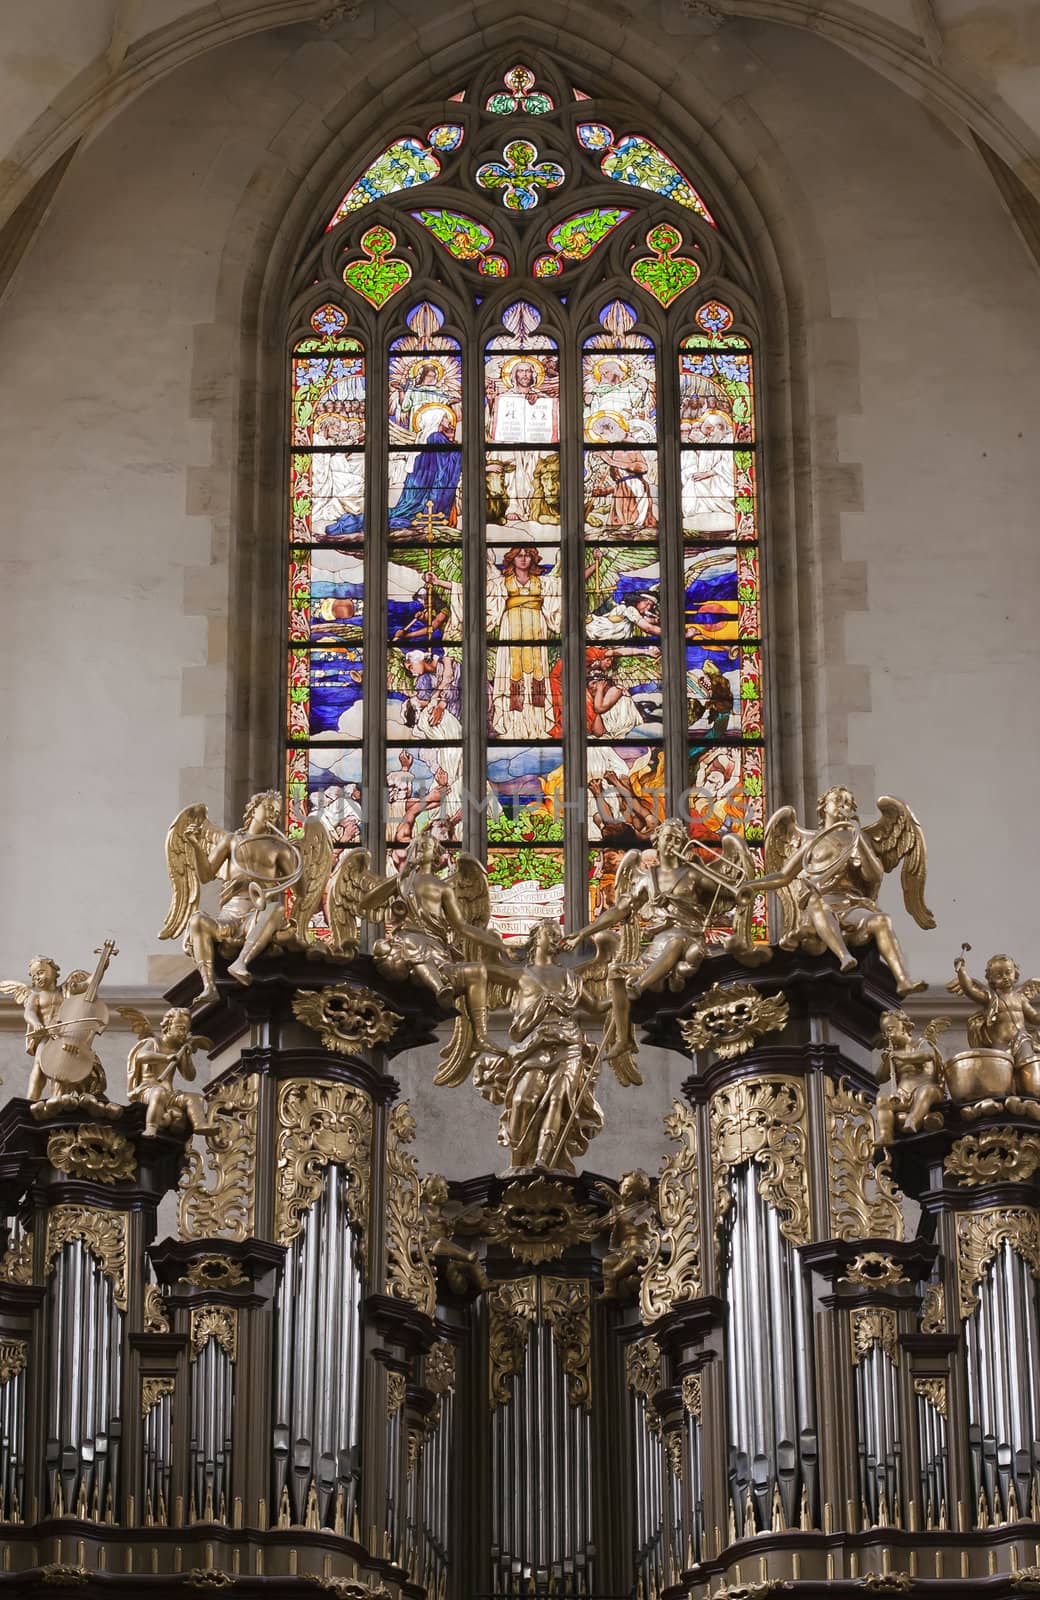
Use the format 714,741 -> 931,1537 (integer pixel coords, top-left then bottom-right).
1014,1056 -> 1040,1100
944,1048 -> 1014,1105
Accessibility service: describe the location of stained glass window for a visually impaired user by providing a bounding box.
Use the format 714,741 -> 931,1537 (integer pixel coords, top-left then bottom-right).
287,58 -> 767,942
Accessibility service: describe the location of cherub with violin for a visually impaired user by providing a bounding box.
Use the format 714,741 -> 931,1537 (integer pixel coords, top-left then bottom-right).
1,940 -> 117,1103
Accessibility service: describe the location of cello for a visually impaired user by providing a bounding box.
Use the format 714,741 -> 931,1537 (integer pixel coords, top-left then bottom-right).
35,940 -> 118,1089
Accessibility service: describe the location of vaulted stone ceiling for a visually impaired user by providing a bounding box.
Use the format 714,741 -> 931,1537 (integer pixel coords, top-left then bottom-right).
0,0 -> 1038,242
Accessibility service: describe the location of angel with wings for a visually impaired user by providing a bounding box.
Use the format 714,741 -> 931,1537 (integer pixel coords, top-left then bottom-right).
0,956 -> 97,1100
948,951 -> 1040,1065
569,817 -> 766,1011
121,1005 -> 214,1137
743,787 -> 935,996
873,1009 -> 949,1142
159,791 -> 333,1004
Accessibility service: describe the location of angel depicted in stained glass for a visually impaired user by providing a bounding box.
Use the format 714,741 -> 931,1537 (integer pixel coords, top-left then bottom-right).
743,787 -> 935,996
584,419 -> 657,534
487,545 -> 562,740
586,646 -> 662,742
584,546 -> 661,640
159,792 -> 333,1004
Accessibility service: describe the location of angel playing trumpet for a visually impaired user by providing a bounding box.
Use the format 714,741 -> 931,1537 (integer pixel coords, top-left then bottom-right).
740,787 -> 934,996
159,791 -> 334,1004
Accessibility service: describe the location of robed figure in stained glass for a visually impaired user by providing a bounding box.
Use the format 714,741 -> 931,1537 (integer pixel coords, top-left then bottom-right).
487,544 -> 562,739
389,407 -> 462,530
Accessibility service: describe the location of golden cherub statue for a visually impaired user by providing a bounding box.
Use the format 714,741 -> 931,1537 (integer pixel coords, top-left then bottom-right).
1,944 -> 116,1103
420,1174 -> 489,1294
159,791 -> 333,1003
120,1006 -> 215,1138
744,787 -> 934,996
947,949 -> 1040,1067
596,1169 -> 656,1299
569,817 -> 767,1004
874,1010 -> 950,1141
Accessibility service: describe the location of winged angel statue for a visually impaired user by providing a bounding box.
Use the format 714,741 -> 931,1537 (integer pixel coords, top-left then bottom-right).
743,786 -> 934,996
159,791 -> 334,1003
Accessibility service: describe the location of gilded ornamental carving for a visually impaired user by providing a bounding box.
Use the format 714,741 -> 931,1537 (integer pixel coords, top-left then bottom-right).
190,1306 -> 238,1363
488,1277 -> 538,1410
385,1102 -> 436,1317
956,1206 -> 1040,1318
640,1101 -> 702,1321
945,1129 -> 1040,1185
826,1078 -> 905,1241
0,1339 -> 27,1385
710,1076 -> 810,1253
679,982 -> 788,1061
274,1077 -> 372,1247
542,1276 -> 592,1411
850,1307 -> 899,1366
47,1125 -> 136,1185
291,984 -> 400,1054
44,1206 -> 128,1311
141,1375 -> 175,1418
178,1072 -> 259,1242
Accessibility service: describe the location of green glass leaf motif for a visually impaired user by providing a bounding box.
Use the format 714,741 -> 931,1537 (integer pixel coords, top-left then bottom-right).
342,225 -> 412,309
630,223 -> 700,307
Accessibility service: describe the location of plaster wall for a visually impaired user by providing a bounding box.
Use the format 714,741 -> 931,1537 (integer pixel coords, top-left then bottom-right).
0,19 -> 1037,1179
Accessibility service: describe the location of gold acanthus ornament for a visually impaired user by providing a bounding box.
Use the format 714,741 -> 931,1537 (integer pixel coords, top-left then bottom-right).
679,982 -> 789,1061
425,1340 -> 457,1397
850,1307 -> 899,1366
181,1256 -> 248,1290
0,1339 -> 27,1386
385,1370 -> 406,1417
945,1130 -> 1040,1186
624,1337 -> 662,1409
141,1376 -> 175,1418
919,1282 -> 945,1334
488,1277 -> 538,1410
384,1103 -> 436,1318
682,1372 -> 703,1420
825,1078 -> 905,1242
542,1277 -> 592,1412
47,1125 -> 137,1185
0,1230 -> 33,1286
190,1306 -> 238,1362
481,1176 -> 602,1265
292,985 -> 400,1055
44,1206 -> 128,1311
709,1077 -> 811,1256
178,1072 -> 259,1242
640,1101 -> 701,1322
664,1429 -> 684,1480
143,1283 -> 171,1333
913,1376 -> 948,1416
274,1078 -> 373,1248
841,1253 -> 905,1289
956,1207 -> 1040,1318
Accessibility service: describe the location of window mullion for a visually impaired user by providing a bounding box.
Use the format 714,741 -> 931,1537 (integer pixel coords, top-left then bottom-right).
367,324 -> 390,868
657,323 -> 686,820
559,325 -> 586,935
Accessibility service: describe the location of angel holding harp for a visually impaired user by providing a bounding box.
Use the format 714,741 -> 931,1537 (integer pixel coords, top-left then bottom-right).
159,791 -> 334,1004
740,786 -> 934,996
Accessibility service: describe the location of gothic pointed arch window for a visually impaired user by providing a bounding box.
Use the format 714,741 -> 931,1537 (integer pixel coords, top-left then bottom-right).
286,56 -> 766,941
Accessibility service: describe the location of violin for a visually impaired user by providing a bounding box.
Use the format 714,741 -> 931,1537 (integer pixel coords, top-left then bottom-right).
36,940 -> 118,1087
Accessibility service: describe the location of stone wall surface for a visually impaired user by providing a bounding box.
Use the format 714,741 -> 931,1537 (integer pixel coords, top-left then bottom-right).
0,13 -> 1036,1173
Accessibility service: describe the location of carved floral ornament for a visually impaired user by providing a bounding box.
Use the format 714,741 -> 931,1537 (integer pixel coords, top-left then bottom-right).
680,982 -> 789,1061
482,1176 -> 603,1264
384,1102 -> 436,1317
682,1372 -> 703,1420
275,1077 -> 373,1248
178,1072 -> 259,1243
913,1376 -> 948,1416
956,1206 -> 1040,1318
425,1339 -> 457,1396
640,1100 -> 701,1323
47,1125 -> 136,1185
0,1230 -> 33,1286
488,1276 -> 592,1412
841,1252 -> 906,1289
141,1375 -> 175,1418
143,1282 -> 170,1333
181,1255 -> 248,1290
190,1306 -> 238,1363
624,1335 -> 662,1405
0,1339 -> 27,1386
44,1206 -> 128,1311
919,1281 -> 945,1334
945,1129 -> 1040,1186
850,1307 -> 899,1366
709,1076 -> 811,1258
291,984 -> 400,1055
826,1078 -> 905,1243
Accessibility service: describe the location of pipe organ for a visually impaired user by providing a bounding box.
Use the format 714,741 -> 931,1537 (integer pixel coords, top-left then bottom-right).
1,946 -> 1040,1598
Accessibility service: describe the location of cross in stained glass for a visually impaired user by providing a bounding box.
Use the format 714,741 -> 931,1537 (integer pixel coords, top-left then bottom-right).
476,139 -> 565,211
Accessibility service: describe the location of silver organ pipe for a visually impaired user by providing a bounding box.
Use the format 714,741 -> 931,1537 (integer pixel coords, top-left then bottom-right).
853,1343 -> 902,1526
45,1240 -> 122,1520
142,1383 -> 173,1527
682,1390 -> 704,1566
915,1381 -> 948,1529
723,1163 -> 817,1534
965,1242 -> 1040,1525
271,1162 -> 363,1530
189,1331 -> 233,1521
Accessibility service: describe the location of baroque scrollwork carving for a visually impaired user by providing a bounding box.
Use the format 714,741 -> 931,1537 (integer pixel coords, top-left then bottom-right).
292,985 -> 400,1055
542,1277 -> 592,1411
181,1256 -> 247,1290
384,1103 -> 436,1317
710,1077 -> 810,1253
0,1230 -> 33,1285
488,1277 -> 537,1410
945,1129 -> 1040,1186
425,1339 -> 457,1397
850,1307 -> 899,1365
274,1077 -> 372,1247
841,1252 -> 905,1288
386,1370 -> 406,1416
680,982 -> 788,1060
141,1376 -> 175,1417
45,1206 -> 128,1311
190,1306 -> 238,1363
682,1372 -> 703,1420
0,1339 -> 27,1385
482,1176 -> 602,1265
143,1283 -> 170,1333
47,1125 -> 136,1185
640,1101 -> 701,1322
920,1282 -> 945,1334
624,1336 -> 662,1407
826,1078 -> 905,1242
178,1072 -> 259,1242
663,1428 -> 683,1479
956,1206 -> 1040,1318
913,1376 -> 947,1416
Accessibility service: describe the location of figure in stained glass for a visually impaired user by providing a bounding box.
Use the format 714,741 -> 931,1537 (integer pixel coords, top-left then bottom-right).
583,354 -> 655,433
388,550 -> 464,641
388,647 -> 463,750
486,545 -> 562,740
485,353 -> 559,524
681,408 -> 736,534
688,655 -> 735,737
584,547 -> 661,639
688,746 -> 748,841
584,420 -> 657,533
388,409 -> 462,531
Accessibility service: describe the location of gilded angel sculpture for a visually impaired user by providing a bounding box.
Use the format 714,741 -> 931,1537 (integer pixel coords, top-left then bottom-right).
743,787 -> 934,996
947,951 -> 1040,1066
596,1169 -> 656,1299
120,1005 -> 214,1137
1,944 -> 115,1102
159,791 -> 333,1003
874,1010 -> 950,1141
